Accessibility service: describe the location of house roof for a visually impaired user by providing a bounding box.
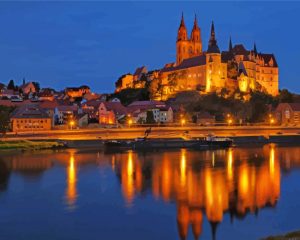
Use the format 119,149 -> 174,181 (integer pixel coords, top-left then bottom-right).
158,106 -> 171,111
20,82 -> 36,91
259,53 -> 278,67
39,100 -> 60,110
232,44 -> 249,55
11,105 -> 51,119
161,54 -> 206,73
56,105 -> 78,112
0,99 -> 31,107
127,100 -> 167,113
128,100 -> 165,107
100,102 -> 127,115
83,99 -> 104,109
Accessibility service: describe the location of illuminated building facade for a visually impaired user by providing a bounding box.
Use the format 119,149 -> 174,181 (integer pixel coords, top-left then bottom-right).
116,14 -> 279,98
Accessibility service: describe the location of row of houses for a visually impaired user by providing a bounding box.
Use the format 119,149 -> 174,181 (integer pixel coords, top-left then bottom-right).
6,88 -> 300,132
8,98 -> 175,132
0,81 -> 96,103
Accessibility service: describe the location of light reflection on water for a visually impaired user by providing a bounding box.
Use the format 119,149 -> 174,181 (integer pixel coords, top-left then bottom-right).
0,144 -> 300,239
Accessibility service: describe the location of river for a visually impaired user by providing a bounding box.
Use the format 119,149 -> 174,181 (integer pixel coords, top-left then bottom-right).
0,144 -> 300,239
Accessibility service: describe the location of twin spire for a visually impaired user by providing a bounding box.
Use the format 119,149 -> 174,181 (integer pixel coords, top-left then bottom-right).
179,13 -> 199,31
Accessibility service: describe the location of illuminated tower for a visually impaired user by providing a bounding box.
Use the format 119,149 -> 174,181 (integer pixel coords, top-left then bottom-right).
176,13 -> 203,65
176,13 -> 189,65
190,14 -> 202,56
206,21 -> 225,92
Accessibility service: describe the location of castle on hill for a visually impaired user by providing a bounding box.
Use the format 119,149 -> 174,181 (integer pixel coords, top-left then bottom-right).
115,14 -> 279,98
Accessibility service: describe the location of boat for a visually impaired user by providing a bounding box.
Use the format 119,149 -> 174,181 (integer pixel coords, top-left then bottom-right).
103,135 -> 233,151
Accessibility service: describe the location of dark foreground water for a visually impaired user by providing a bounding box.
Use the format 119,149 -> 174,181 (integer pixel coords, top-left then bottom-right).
0,145 -> 300,240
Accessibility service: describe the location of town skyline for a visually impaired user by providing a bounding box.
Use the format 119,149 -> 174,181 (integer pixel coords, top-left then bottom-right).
0,2 -> 299,93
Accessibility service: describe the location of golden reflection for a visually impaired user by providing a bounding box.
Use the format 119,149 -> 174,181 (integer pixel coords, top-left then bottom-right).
270,144 -> 275,176
180,149 -> 187,187
66,150 -> 77,209
120,151 -> 143,207
122,151 -> 134,206
227,148 -> 233,180
113,145 -> 282,239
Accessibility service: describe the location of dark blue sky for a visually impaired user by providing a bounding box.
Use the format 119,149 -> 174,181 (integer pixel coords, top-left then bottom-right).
0,1 -> 299,93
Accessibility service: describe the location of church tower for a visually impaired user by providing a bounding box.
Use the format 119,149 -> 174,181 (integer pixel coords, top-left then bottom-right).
190,14 -> 202,56
206,21 -> 226,92
176,13 -> 189,65
176,13 -> 203,65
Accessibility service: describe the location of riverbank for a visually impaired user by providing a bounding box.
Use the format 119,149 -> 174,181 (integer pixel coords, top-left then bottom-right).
262,230 -> 300,240
2,134 -> 300,149
2,126 -> 300,149
0,140 -> 65,150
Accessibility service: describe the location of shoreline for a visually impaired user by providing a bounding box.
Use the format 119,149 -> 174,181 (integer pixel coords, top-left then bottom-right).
2,126 -> 300,150
2,134 -> 300,150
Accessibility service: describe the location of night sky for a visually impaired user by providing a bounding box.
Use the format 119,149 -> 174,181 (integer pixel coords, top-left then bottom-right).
0,2 -> 299,93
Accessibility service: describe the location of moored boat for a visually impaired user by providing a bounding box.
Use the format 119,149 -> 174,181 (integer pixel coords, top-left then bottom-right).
103,135 -> 233,151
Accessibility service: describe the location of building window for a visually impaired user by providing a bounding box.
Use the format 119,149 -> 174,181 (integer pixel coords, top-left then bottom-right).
285,109 -> 290,119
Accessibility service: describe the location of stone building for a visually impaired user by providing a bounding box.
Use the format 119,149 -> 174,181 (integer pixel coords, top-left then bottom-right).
115,14 -> 279,98
11,105 -> 52,132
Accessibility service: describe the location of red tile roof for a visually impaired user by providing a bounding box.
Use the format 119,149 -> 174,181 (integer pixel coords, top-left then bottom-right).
101,102 -> 127,115
11,104 -> 51,119
56,105 -> 78,112
127,100 -> 166,112
38,100 -> 59,110
0,99 -> 32,107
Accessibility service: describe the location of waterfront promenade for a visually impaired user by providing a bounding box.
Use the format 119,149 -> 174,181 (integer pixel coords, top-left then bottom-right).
3,125 -> 300,141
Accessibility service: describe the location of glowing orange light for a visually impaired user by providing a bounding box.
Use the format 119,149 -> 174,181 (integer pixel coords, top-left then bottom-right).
66,151 -> 77,209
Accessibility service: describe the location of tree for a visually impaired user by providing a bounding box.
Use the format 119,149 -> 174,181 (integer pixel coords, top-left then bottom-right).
148,77 -> 163,100
7,80 -> 15,90
167,72 -> 179,92
146,111 -> 155,124
278,89 -> 293,103
0,106 -> 13,136
110,88 -> 149,106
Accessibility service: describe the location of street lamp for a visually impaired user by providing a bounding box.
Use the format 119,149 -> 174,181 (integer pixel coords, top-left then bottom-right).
70,120 -> 75,130
228,118 -> 233,125
181,118 -> 186,127
268,114 -> 275,126
128,119 -> 133,128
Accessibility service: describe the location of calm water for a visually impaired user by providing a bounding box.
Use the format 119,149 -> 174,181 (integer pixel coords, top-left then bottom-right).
0,145 -> 300,240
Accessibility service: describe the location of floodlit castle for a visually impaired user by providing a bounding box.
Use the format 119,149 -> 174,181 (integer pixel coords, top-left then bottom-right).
115,14 -> 279,98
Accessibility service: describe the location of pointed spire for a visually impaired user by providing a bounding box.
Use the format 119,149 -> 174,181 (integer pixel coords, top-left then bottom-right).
180,12 -> 185,27
253,42 -> 257,54
207,21 -> 220,53
229,36 -> 233,52
194,14 -> 198,28
211,21 -> 215,38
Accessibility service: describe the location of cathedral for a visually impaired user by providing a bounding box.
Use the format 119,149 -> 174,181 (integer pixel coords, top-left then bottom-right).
115,14 -> 279,97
